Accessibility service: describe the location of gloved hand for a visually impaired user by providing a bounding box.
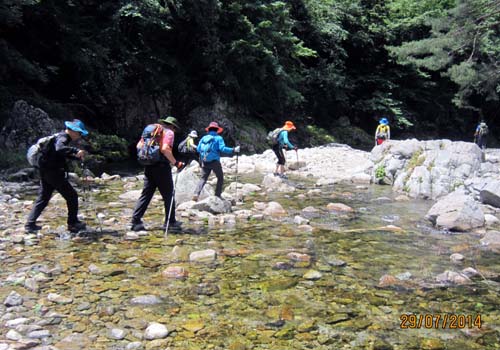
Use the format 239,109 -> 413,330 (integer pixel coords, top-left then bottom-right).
234,145 -> 241,153
175,161 -> 185,170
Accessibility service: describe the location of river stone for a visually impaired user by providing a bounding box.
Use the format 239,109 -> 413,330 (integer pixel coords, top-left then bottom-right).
130,295 -> 163,305
47,293 -> 73,304
189,249 -> 217,262
450,253 -> 464,262
54,333 -> 92,349
6,329 -> 22,341
287,252 -> 311,262
425,191 -> 484,231
4,291 -> 23,307
109,328 -> 127,340
303,270 -> 322,280
27,329 -> 51,339
480,230 -> 500,247
161,266 -> 188,279
144,322 -> 169,340
435,270 -> 471,285
326,203 -> 354,212
293,216 -> 309,225
263,202 -> 286,216
479,180 -> 500,208
484,214 -> 499,226
191,196 -> 232,214
5,318 -> 30,327
119,190 -> 142,201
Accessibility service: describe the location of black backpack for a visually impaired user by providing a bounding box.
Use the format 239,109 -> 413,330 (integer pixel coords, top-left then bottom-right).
26,134 -> 58,168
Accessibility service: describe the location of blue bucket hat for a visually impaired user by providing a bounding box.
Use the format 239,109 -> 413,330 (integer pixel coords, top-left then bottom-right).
379,118 -> 389,125
65,119 -> 89,136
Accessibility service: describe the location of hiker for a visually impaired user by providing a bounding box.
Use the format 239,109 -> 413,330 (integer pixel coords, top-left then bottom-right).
177,130 -> 199,166
375,118 -> 390,145
271,121 -> 297,179
130,116 -> 184,232
474,121 -> 488,150
192,121 -> 240,201
25,119 -> 88,233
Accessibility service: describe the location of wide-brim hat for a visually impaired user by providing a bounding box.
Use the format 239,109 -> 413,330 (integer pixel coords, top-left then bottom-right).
205,121 -> 223,134
282,121 -> 296,131
65,119 -> 89,136
158,116 -> 180,129
379,118 -> 389,125
188,130 -> 198,138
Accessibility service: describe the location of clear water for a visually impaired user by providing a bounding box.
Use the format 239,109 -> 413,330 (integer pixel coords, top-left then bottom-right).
1,174 -> 499,349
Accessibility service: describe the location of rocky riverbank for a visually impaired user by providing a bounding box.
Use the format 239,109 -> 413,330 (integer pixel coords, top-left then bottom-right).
1,140 -> 500,349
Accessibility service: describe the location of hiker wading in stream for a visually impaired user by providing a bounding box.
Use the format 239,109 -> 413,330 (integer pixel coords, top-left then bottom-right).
270,121 -> 297,180
192,121 -> 240,201
130,116 -> 184,232
25,119 -> 88,233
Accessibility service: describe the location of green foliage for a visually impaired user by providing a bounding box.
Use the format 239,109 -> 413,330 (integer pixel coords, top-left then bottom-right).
375,165 -> 386,180
0,150 -> 27,169
87,133 -> 129,163
305,125 -> 335,146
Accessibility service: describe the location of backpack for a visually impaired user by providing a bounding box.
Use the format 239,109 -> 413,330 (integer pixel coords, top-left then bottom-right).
137,124 -> 164,166
479,123 -> 489,136
266,128 -> 283,145
26,134 -> 58,168
177,137 -> 189,154
198,135 -> 215,163
377,125 -> 389,139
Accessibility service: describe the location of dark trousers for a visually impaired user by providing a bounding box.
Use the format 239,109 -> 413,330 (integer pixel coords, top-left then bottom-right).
476,135 -> 487,149
27,168 -> 79,225
272,144 -> 286,165
132,163 -> 176,224
195,160 -> 224,197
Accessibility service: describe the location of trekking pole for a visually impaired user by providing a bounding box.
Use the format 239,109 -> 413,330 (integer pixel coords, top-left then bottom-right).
295,148 -> 299,164
235,151 -> 239,203
165,169 -> 180,238
81,161 -> 103,233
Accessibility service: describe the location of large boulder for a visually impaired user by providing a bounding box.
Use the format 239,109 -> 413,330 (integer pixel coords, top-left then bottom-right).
174,165 -> 213,204
479,181 -> 500,208
426,191 -> 484,231
0,100 -> 62,151
191,195 -> 231,214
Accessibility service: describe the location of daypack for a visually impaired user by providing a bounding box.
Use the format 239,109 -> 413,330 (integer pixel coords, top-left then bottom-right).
266,128 -> 283,145
376,125 -> 389,139
479,123 -> 489,136
177,137 -> 190,154
26,133 -> 58,168
137,124 -> 164,166
198,135 -> 216,163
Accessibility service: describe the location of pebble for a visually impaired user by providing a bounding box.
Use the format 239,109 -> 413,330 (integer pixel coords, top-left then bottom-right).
144,322 -> 169,340
4,291 -> 23,307
109,328 -> 127,340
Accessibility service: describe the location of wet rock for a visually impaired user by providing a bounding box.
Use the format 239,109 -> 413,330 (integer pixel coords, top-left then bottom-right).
189,249 -> 217,262
287,252 -> 311,262
480,231 -> 500,247
378,275 -> 398,287
303,270 -> 322,280
47,293 -> 73,304
126,342 -> 143,350
450,253 -> 464,262
27,329 -> 51,339
4,291 -> 23,307
395,272 -> 412,281
293,216 -> 309,225
54,333 -> 92,349
119,190 -> 142,201
161,266 -> 188,279
326,203 -> 354,212
125,231 -> 140,240
6,329 -> 22,341
194,282 -> 220,296
435,270 -> 471,285
144,322 -> 169,340
192,196 -> 232,214
263,202 -> 286,217
6,318 -> 30,328
298,224 -> 314,232
479,180 -> 500,208
325,256 -> 347,267
130,295 -> 163,305
109,328 -> 127,340
272,262 -> 294,270
426,191 -> 484,231
461,267 -> 480,278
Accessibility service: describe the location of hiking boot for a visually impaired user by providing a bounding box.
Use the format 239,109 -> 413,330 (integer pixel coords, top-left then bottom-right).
68,221 -> 87,233
25,223 -> 42,233
164,220 -> 183,232
130,222 -> 146,232
192,195 -> 199,202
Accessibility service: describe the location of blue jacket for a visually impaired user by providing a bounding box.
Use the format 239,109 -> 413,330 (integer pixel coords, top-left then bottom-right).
197,131 -> 234,162
278,130 -> 294,149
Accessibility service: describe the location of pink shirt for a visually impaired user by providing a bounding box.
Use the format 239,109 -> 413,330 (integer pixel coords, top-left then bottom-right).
161,126 -> 174,148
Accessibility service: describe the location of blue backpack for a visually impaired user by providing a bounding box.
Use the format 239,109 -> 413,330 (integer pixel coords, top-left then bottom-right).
137,124 -> 164,165
198,135 -> 216,163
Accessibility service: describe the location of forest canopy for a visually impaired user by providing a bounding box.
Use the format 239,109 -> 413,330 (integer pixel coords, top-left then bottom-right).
1,0 -> 499,146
